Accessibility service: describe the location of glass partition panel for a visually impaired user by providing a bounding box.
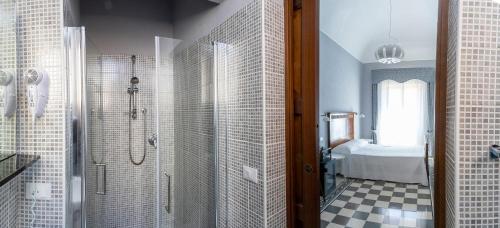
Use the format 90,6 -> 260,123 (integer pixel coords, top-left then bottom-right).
0,0 -> 17,159
155,37 -> 228,227
64,26 -> 86,228
155,37 -> 177,227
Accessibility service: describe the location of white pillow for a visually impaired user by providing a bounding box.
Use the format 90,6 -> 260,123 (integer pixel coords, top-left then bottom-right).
331,144 -> 350,155
353,139 -> 369,147
331,140 -> 360,155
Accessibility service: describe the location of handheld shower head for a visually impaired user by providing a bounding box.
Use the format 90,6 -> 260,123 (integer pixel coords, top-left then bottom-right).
129,55 -> 139,88
130,76 -> 139,85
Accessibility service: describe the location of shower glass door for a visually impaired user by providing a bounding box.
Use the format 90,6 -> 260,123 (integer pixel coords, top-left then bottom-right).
84,46 -> 159,227
155,37 -> 228,227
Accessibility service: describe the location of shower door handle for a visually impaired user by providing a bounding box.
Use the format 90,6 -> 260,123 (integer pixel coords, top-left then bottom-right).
164,172 -> 171,213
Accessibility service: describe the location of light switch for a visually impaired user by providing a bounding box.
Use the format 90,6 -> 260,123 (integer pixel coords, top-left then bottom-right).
242,166 -> 258,184
25,183 -> 51,200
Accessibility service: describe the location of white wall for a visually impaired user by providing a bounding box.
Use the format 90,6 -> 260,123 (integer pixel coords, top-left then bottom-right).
320,32 -> 363,148
82,15 -> 173,56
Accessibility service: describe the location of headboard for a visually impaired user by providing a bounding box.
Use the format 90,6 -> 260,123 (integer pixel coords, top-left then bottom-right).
328,112 -> 355,149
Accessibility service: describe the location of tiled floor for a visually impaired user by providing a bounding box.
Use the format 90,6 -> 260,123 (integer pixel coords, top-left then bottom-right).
321,179 -> 433,228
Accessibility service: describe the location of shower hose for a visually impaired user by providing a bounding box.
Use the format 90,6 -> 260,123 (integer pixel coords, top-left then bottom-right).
128,94 -> 147,166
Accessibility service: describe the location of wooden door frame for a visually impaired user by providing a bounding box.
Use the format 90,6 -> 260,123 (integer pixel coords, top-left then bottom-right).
284,0 -> 449,227
285,0 -> 320,227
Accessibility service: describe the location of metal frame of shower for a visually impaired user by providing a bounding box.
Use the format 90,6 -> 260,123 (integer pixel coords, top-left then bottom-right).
64,26 -> 87,228
213,41 -> 229,228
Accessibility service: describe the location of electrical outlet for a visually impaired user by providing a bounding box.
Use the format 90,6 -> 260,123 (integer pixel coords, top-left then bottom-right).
25,183 -> 51,200
242,166 -> 258,184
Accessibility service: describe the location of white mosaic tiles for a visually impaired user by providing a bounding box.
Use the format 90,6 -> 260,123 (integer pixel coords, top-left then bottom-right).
447,0 -> 500,227
0,176 -> 18,228
456,0 -> 500,227
170,0 -> 285,227
15,0 -> 67,227
264,0 -> 286,227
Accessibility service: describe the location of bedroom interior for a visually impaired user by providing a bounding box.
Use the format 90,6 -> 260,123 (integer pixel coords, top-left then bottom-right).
318,0 -> 438,227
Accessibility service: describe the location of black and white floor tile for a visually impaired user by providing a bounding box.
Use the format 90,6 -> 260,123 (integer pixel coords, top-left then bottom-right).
321,179 -> 433,228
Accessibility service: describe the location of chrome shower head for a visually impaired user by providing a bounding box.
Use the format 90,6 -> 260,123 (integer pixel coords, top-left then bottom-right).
130,76 -> 139,85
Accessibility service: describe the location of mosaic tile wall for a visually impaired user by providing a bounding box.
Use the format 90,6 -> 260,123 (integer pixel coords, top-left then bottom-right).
169,0 -> 284,227
455,0 -> 500,227
0,0 -> 18,225
0,176 -> 18,228
15,0 -> 67,227
264,0 -> 286,227
446,0 -> 459,227
86,55 -> 158,228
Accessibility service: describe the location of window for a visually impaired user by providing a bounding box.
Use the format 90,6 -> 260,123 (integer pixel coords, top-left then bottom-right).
376,79 -> 429,146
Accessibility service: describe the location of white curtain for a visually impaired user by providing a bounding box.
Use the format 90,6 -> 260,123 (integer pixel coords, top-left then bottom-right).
376,79 -> 429,146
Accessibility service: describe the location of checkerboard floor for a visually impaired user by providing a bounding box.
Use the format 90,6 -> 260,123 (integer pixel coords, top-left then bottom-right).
321,179 -> 433,228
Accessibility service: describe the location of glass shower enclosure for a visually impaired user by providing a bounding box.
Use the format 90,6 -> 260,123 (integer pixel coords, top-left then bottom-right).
65,27 -> 229,227
155,37 -> 230,228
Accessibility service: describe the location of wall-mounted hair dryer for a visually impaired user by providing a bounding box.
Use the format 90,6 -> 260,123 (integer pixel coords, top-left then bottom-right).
24,69 -> 49,118
0,69 -> 17,118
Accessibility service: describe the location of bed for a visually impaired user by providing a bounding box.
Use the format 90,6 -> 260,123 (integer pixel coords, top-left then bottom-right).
327,112 -> 429,186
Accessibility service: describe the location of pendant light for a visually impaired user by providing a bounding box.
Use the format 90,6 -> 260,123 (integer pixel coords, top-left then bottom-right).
375,0 -> 404,64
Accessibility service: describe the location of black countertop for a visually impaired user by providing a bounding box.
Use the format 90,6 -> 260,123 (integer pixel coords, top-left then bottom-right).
0,154 -> 40,187
0,153 -> 16,162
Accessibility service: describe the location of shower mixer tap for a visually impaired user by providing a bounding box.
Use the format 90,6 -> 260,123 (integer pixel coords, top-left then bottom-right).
127,86 -> 138,94
148,133 -> 157,149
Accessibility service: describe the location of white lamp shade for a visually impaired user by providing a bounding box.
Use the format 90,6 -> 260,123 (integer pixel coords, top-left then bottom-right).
375,44 -> 404,64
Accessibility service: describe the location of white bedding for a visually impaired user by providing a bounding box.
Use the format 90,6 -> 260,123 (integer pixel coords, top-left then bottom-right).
335,142 -> 428,186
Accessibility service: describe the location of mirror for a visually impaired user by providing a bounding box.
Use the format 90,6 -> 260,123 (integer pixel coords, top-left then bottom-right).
0,0 -> 17,161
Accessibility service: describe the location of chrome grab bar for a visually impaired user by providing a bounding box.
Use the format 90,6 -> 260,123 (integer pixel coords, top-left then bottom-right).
164,172 -> 171,213
96,163 -> 106,195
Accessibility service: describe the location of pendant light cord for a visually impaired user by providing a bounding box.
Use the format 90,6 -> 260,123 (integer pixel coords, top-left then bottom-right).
389,0 -> 392,40
388,0 -> 396,42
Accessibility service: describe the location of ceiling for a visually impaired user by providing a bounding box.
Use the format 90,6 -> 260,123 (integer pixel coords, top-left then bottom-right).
80,0 -> 174,21
320,0 -> 439,63
80,0 -> 220,22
